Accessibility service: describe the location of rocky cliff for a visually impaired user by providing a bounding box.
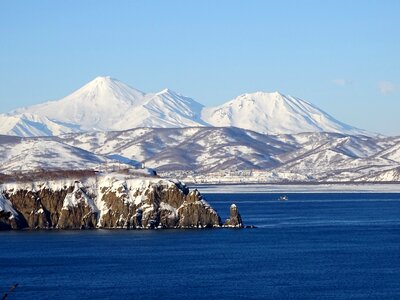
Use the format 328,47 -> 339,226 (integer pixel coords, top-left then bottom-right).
0,174 -> 230,230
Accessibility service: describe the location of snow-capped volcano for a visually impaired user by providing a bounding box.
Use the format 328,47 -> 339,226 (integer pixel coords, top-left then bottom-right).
1,76 -> 370,137
202,92 -> 367,135
12,76 -> 206,133
15,76 -> 146,131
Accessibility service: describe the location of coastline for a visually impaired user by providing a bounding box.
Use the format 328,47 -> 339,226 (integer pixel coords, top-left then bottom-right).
189,182 -> 400,194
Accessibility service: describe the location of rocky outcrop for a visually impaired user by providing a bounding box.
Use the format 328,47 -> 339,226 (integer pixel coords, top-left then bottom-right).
0,175 -> 234,230
0,194 -> 22,229
223,204 -> 243,228
98,180 -> 220,229
177,189 -> 221,228
57,183 -> 98,229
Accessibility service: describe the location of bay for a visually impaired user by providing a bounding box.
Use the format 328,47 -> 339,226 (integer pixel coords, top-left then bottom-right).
1,192 -> 400,299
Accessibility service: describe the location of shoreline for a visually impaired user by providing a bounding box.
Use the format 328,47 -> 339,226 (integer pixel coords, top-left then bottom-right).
189,182 -> 400,194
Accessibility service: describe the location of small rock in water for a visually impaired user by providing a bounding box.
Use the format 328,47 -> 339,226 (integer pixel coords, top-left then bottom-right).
223,204 -> 244,228
245,225 -> 256,229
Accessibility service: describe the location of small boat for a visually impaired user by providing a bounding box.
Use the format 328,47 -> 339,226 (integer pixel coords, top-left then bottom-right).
278,195 -> 288,201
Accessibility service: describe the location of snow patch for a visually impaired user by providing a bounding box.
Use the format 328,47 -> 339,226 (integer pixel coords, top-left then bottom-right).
0,194 -> 18,219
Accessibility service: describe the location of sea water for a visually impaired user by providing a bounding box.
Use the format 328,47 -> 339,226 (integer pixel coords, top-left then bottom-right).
1,192 -> 400,299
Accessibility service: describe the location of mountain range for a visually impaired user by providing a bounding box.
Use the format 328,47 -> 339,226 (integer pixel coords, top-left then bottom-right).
1,76 -> 398,183
0,127 -> 399,182
0,76 -> 367,137
60,127 -> 400,182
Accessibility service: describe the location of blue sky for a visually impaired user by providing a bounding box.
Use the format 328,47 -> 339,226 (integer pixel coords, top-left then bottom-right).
1,0 -> 399,134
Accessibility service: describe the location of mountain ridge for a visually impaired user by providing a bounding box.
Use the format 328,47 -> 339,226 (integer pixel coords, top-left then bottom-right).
1,76 -> 369,137
0,126 -> 398,182
202,91 -> 367,135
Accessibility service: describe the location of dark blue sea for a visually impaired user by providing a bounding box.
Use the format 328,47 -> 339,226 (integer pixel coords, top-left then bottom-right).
1,192 -> 400,299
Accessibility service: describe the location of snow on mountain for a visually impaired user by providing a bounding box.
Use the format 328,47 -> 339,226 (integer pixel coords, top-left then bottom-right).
2,76 -> 374,137
357,167 -> 400,182
61,128 -> 400,182
13,76 -> 206,133
114,88 -> 208,129
61,127 -> 294,172
202,91 -> 368,135
14,76 -> 146,131
260,133 -> 395,181
274,133 -> 384,165
3,75 -> 397,183
0,125 -> 398,182
0,135 -> 120,174
376,140 -> 400,163
0,193 -> 18,219
0,113 -> 81,137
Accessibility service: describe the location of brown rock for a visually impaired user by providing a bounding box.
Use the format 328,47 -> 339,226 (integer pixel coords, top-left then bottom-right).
0,176 -> 231,230
0,211 -> 20,230
178,190 -> 221,228
223,204 -> 243,228
57,187 -> 98,229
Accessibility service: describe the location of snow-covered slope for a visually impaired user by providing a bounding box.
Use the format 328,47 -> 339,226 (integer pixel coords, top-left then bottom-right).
14,76 -> 207,132
0,135 -> 119,174
15,76 -> 146,131
202,92 -> 367,135
62,128 -> 400,182
61,127 -> 295,173
0,113 -> 81,137
0,125 -> 398,182
2,76 -> 374,137
114,89 -> 207,128
358,167 -> 400,182
377,140 -> 400,163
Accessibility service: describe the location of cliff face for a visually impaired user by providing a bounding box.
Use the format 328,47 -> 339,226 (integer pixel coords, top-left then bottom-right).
0,175 -> 223,230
